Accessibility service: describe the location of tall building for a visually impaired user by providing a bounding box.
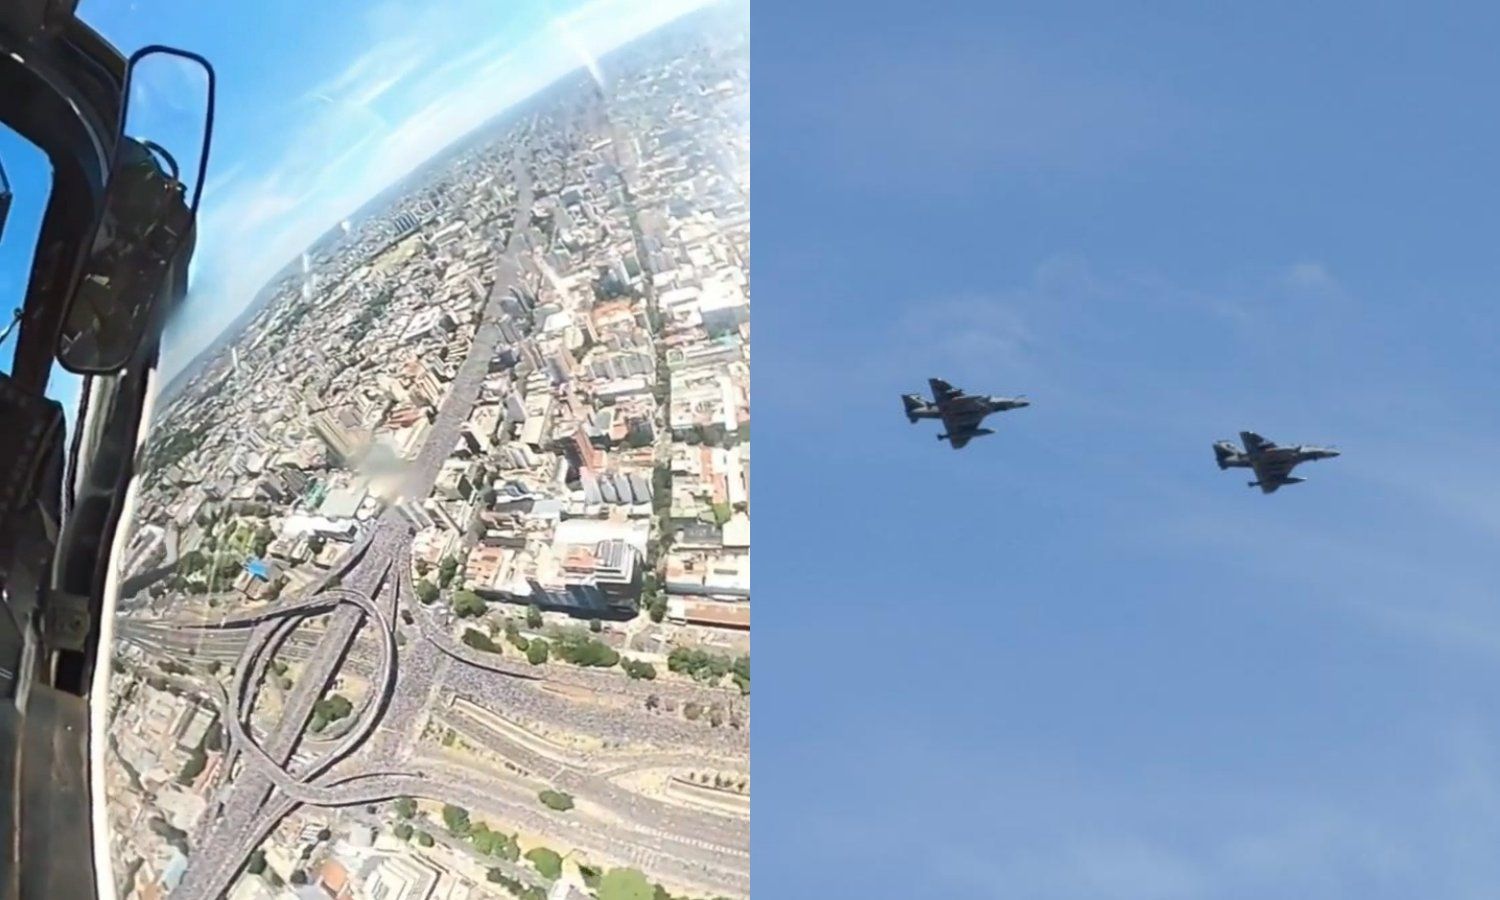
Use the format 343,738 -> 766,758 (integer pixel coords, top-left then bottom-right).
435,458 -> 477,500
546,346 -> 575,385
311,411 -> 359,464
560,425 -> 602,475
357,853 -> 441,900
400,357 -> 448,408
396,498 -> 436,531
390,211 -> 420,238
554,539 -> 642,610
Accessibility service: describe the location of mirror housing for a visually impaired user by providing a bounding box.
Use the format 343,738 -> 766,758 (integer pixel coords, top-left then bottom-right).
55,46 -> 214,375
0,156 -> 10,246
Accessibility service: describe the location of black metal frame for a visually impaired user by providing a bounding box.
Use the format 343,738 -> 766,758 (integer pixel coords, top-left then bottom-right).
0,5 -> 211,899
55,43 -> 215,376
122,45 -> 216,217
0,155 -> 12,243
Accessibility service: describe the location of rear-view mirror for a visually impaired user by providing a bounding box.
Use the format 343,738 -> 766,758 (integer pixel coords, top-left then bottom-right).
56,45 -> 214,375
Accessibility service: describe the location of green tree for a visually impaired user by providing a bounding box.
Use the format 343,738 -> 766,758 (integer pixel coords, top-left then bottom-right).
526,847 -> 563,880
394,797 -> 416,819
597,868 -> 655,900
314,694 -> 353,721
500,832 -> 521,862
246,850 -> 267,875
554,635 -> 619,668
290,870 -> 308,886
668,647 -> 732,683
647,593 -> 668,623
589,618 -> 603,632
526,604 -> 544,628
462,628 -> 501,653
451,589 -> 487,618
438,555 -> 459,588
622,659 -> 657,681
470,826 -> 499,856
526,638 -> 550,666
416,830 -> 434,847
394,822 -> 414,841
683,701 -> 703,721
415,579 -> 439,605
442,804 -> 471,835
538,789 -> 574,812
506,620 -> 529,650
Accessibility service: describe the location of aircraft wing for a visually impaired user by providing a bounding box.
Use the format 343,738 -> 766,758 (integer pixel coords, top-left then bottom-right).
1250,453 -> 1298,491
940,407 -> 987,450
929,377 -> 963,404
1239,431 -> 1276,454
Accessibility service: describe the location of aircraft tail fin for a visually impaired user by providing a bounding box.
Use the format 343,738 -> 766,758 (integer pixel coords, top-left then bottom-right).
1213,441 -> 1237,470
902,394 -> 924,423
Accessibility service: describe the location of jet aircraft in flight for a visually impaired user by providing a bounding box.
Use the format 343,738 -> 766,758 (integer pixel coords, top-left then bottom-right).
1214,431 -> 1340,493
903,378 -> 1029,449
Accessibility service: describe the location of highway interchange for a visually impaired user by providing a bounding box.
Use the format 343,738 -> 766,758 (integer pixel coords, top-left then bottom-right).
122,156 -> 749,899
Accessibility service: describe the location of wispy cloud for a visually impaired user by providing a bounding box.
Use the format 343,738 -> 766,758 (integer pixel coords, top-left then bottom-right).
304,35 -> 429,109
1280,260 -> 1348,302
161,0 -> 720,379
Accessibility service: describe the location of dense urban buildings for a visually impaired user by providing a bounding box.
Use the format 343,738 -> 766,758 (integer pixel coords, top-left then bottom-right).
103,7 -> 749,899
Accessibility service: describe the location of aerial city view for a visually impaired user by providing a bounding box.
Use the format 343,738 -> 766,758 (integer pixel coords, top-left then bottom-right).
99,7 -> 749,900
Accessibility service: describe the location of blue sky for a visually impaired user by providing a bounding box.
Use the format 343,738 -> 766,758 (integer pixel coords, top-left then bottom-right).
2,0 -> 715,393
756,3 -> 1500,898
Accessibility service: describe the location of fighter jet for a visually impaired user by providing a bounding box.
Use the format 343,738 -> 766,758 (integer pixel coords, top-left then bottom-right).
1213,431 -> 1340,493
902,377 -> 1029,449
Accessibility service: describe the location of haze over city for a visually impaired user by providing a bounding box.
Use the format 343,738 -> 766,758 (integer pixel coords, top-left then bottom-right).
91,3 -> 751,899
